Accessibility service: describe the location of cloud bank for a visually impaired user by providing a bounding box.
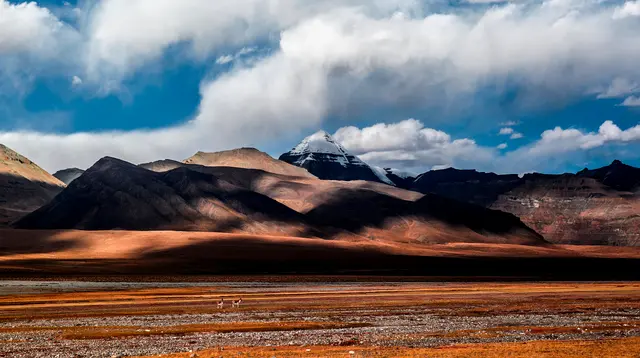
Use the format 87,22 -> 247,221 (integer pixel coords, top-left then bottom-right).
0,0 -> 640,173
333,119 -> 640,173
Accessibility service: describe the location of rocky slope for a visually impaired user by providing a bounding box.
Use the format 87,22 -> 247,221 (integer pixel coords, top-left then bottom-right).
411,161 -> 640,246
0,144 -> 65,226
279,131 -> 393,185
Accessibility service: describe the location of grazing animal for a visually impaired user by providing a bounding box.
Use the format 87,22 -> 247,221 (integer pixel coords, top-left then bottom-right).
217,298 -> 224,309
232,298 -> 243,308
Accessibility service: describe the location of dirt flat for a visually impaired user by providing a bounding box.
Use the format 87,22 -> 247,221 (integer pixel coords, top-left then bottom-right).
0,281 -> 638,357
141,338 -> 640,357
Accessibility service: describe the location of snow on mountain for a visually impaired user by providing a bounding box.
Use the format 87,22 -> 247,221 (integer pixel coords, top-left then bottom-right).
371,166 -> 396,185
384,168 -> 415,180
291,131 -> 349,156
280,131 -> 395,185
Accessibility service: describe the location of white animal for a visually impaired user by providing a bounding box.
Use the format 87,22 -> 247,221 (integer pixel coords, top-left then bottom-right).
217,298 -> 224,309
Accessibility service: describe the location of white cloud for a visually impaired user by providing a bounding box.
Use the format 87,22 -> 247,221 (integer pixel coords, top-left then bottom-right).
330,119 -> 640,174
215,55 -> 234,65
621,96 -> 640,107
499,127 -> 514,135
465,0 -> 510,3
333,119 -> 495,171
510,132 -> 524,139
613,1 -> 640,19
215,47 -> 258,65
71,75 -> 83,86
509,120 -> 640,159
3,0 -> 640,173
500,121 -> 519,126
0,53 -> 331,171
83,0 -> 421,82
596,77 -> 639,99
334,119 -> 451,154
0,1 -> 66,54
0,0 -> 80,96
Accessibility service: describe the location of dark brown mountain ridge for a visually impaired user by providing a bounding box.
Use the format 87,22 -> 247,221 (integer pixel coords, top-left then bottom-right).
15,155 -> 545,246
410,160 -> 640,246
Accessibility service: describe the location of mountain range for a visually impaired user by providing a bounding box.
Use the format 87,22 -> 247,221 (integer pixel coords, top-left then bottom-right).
408,161 -> 640,246
1,130 -> 639,248
278,132 -> 640,246
15,149 -> 543,246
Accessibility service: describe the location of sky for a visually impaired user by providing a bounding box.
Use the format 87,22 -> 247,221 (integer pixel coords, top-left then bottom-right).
1,0 -> 640,175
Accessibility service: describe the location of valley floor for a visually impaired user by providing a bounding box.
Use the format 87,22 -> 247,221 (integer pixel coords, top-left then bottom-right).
0,280 -> 639,357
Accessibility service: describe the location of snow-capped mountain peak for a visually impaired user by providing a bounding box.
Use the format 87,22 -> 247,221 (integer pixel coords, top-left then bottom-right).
280,131 -> 394,185
290,131 -> 349,156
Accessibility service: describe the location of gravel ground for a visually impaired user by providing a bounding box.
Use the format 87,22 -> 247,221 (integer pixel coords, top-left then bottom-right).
0,281 -> 639,357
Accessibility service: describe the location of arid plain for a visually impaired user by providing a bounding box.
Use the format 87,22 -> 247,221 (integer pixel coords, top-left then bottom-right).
0,279 -> 639,357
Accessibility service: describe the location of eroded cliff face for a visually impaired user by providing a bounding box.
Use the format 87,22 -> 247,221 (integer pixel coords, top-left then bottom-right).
410,161 -> 640,246
491,174 -> 640,246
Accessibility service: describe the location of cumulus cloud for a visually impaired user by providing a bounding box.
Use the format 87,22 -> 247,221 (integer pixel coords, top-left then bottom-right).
71,75 -> 83,86
613,1 -> 640,19
333,119 -> 495,171
0,0 -> 80,95
215,47 -> 258,65
506,121 -> 640,165
331,119 -> 640,174
0,1 -> 67,54
499,127 -> 514,135
621,96 -> 640,107
499,127 -> 523,139
596,78 -> 639,99
3,0 -> 640,173
83,0 -> 421,82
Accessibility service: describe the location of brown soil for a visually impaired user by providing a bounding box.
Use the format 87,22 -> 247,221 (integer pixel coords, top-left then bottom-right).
1,281 -> 639,357
138,337 -> 640,358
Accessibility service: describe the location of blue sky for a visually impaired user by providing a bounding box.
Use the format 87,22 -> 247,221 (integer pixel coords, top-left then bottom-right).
0,0 -> 640,174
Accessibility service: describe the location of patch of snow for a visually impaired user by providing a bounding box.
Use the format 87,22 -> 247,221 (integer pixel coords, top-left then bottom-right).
385,168 -> 415,179
371,166 -> 395,186
290,131 -> 349,156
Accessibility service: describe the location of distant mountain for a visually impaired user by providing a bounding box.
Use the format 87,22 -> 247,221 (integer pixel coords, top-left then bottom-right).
15,156 -> 545,246
279,131 -> 393,185
577,159 -> 640,192
409,161 -> 640,246
53,168 -> 85,185
0,144 -> 65,226
412,168 -> 522,207
382,168 -> 416,189
16,157 -> 308,236
184,147 -> 315,178
140,148 -> 316,180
